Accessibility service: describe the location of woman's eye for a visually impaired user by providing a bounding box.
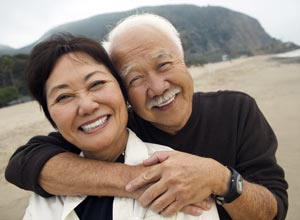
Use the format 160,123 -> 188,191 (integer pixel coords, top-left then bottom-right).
56,94 -> 72,103
90,81 -> 105,89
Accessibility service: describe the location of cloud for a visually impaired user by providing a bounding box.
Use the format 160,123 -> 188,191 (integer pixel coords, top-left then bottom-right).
0,0 -> 299,48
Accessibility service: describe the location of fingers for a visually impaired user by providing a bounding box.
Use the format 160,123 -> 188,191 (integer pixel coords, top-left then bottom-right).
160,200 -> 185,217
180,204 -> 203,216
147,188 -> 175,212
126,151 -> 175,192
202,197 -> 214,210
187,199 -> 213,211
138,178 -> 168,207
128,150 -> 217,217
160,198 -> 213,217
143,154 -> 163,166
143,151 -> 173,166
141,185 -> 205,216
126,168 -> 161,192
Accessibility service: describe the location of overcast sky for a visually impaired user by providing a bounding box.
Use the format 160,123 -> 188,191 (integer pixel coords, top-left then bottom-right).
1,0 -> 299,48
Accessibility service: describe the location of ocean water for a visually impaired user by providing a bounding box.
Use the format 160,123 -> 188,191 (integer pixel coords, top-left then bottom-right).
273,49 -> 300,58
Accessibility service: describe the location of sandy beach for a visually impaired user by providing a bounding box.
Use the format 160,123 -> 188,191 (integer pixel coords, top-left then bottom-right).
1,54 -> 299,219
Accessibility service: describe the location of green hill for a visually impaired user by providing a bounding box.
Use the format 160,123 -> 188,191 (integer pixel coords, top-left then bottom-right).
0,4 -> 299,107
9,4 -> 298,64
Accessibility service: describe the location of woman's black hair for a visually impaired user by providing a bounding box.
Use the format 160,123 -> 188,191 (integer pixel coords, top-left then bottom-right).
26,33 -> 127,128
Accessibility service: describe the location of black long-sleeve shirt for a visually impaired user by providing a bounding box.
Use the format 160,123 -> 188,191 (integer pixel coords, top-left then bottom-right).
5,91 -> 288,219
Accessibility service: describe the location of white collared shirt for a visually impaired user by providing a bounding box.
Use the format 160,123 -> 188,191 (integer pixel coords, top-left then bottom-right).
23,129 -> 219,220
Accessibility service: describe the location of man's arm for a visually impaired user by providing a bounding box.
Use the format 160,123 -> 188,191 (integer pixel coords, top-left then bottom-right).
224,180 -> 277,220
5,132 -> 141,197
39,151 -> 143,197
5,132 -> 207,216
125,151 -> 278,220
124,95 -> 288,219
5,132 -> 79,196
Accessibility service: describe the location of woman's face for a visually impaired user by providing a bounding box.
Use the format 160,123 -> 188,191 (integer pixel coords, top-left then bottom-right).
45,52 -> 128,161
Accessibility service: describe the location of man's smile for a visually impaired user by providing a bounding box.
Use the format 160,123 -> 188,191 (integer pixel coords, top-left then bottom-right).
146,87 -> 181,109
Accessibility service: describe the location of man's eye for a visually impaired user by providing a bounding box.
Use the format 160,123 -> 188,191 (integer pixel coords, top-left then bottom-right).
158,62 -> 172,71
129,76 -> 143,87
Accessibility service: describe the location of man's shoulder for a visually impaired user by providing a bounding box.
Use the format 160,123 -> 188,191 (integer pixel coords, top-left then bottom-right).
195,90 -> 255,106
192,90 -> 257,119
196,90 -> 254,100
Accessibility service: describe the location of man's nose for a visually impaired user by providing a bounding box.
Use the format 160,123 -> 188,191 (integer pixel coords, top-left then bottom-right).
77,95 -> 99,116
146,73 -> 170,98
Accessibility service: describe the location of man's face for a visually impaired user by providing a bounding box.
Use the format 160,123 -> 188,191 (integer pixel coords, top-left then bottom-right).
110,26 -> 194,134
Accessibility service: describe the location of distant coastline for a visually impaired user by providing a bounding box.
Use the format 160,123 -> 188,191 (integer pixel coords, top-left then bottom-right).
273,49 -> 300,58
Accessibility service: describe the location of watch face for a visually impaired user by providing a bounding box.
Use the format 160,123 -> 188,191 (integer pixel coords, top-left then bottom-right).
236,175 -> 244,194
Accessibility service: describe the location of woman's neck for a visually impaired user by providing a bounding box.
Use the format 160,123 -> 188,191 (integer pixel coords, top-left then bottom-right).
83,129 -> 129,162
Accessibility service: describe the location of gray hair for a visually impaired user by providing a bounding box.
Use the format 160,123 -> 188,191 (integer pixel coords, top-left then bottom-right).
103,13 -> 183,56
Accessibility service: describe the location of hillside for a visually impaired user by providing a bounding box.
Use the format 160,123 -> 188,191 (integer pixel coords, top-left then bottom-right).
0,45 -> 15,56
1,4 -> 299,107
2,4 -> 298,64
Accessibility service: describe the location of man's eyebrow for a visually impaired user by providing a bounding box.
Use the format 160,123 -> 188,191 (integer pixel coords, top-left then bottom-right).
150,50 -> 173,60
48,71 -> 104,97
120,64 -> 136,78
120,52 -> 173,78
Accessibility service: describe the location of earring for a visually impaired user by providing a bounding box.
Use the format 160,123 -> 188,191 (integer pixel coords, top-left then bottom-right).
126,101 -> 131,109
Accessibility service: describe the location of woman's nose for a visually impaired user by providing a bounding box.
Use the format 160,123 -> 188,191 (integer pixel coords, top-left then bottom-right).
77,96 -> 99,116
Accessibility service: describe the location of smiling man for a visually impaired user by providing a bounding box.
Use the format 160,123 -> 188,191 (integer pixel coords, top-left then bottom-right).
107,22 -> 194,134
5,14 -> 288,220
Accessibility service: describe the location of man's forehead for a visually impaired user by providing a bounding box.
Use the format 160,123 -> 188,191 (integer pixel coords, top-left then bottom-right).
122,49 -> 173,65
150,50 -> 173,60
119,50 -> 174,78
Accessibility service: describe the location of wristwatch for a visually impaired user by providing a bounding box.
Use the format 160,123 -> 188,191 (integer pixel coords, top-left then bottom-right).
214,166 -> 244,205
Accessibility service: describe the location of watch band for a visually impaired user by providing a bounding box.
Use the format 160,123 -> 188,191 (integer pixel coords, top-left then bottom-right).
215,166 -> 244,205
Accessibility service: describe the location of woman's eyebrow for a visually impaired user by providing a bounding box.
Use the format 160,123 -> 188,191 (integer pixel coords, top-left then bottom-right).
48,84 -> 69,98
48,71 -> 105,97
84,70 -> 106,81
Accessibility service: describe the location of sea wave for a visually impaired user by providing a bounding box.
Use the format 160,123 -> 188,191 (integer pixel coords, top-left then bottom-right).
273,49 -> 300,58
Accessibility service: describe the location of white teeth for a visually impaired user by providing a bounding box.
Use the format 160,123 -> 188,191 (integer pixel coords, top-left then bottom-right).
81,116 -> 108,132
147,88 -> 181,109
156,95 -> 175,107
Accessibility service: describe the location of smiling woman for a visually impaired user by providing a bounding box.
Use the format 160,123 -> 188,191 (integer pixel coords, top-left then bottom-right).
20,33 -> 220,220
45,52 -> 129,162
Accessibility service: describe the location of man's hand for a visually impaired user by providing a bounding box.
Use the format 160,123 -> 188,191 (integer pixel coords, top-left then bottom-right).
126,150 -> 229,216
180,199 -> 214,216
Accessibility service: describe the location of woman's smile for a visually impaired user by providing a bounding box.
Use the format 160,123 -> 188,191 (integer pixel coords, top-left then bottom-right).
79,115 -> 110,133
